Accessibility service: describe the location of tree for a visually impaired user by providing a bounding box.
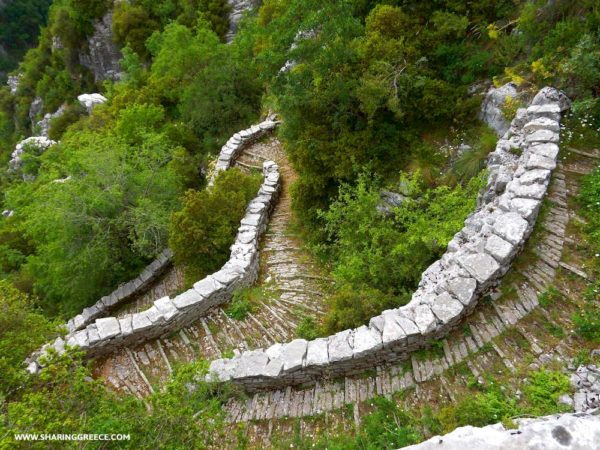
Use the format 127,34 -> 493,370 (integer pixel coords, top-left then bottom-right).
169,168 -> 261,286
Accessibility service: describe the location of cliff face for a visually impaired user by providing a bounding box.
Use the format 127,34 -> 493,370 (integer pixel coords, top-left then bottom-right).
226,0 -> 261,42
79,11 -> 122,82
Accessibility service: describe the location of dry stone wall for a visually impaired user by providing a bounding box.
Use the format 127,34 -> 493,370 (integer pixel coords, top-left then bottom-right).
210,115 -> 279,184
65,249 -> 173,334
204,87 -> 571,392
27,122 -> 281,373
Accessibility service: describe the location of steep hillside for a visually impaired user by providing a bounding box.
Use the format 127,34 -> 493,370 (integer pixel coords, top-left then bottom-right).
0,0 -> 598,448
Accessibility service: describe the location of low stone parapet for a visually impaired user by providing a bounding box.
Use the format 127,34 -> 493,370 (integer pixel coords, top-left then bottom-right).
204,87 -> 570,392
27,161 -> 280,372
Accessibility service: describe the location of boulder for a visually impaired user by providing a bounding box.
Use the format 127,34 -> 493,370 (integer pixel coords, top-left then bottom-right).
402,412 -> 600,450
479,82 -> 519,136
77,93 -> 107,113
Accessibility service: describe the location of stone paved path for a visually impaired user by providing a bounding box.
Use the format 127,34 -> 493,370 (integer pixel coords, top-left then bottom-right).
220,157 -> 595,429
94,135 -> 329,397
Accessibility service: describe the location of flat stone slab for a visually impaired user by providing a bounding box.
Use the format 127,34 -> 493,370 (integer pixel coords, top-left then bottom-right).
484,234 -> 515,264
352,325 -> 382,358
493,212 -> 530,245
446,276 -> 477,306
154,296 -> 178,321
173,288 -> 204,310
305,338 -> 329,367
431,292 -> 464,324
526,153 -> 557,170
95,317 -> 120,340
281,339 -> 308,372
459,252 -> 501,284
328,330 -> 354,363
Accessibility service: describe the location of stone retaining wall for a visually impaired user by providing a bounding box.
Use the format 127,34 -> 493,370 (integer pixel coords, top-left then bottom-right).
62,116 -> 279,334
27,121 -> 281,373
204,87 -> 571,392
66,249 -> 173,334
209,116 -> 279,184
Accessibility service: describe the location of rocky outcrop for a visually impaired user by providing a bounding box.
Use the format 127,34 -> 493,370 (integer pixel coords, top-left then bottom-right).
226,0 -> 261,43
479,82 -> 520,137
77,93 -> 107,113
204,87 -> 570,391
570,365 -> 600,413
79,12 -> 122,82
7,74 -> 20,94
27,120 -> 281,373
9,136 -> 56,172
401,411 -> 600,450
34,105 -> 66,138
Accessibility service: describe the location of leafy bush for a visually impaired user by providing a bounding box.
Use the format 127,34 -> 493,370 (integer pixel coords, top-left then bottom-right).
169,168 -> 261,287
437,388 -> 518,432
225,287 -> 262,320
0,280 -> 58,398
319,170 -> 484,331
296,315 -> 320,340
522,369 -> 571,415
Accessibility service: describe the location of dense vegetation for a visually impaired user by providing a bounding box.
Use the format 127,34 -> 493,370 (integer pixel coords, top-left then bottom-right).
0,0 -> 598,447
0,0 -> 53,81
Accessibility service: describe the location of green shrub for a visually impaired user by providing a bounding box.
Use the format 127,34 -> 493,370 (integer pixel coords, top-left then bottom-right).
296,315 -> 320,340
437,388 -> 518,432
169,168 -> 261,287
225,287 -> 263,321
522,369 -> 571,415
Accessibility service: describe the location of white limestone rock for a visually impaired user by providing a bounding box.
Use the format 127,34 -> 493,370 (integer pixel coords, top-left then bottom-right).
235,349 -> 269,378
281,339 -> 308,372
95,317 -> 120,340
352,325 -> 382,358
154,296 -> 178,321
479,82 -> 519,136
430,292 -> 463,325
525,153 -> 557,171
530,86 -> 571,112
305,338 -> 329,367
493,212 -> 529,245
484,234 -> 515,264
77,93 -> 107,113
510,198 -> 541,222
446,277 -> 477,306
459,252 -> 501,285
525,129 -> 559,144
402,412 -> 600,450
328,329 -> 354,363
530,143 -> 559,160
173,289 -> 204,311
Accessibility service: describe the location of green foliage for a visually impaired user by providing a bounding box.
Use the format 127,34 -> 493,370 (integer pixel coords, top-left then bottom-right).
2,104 -> 183,316
296,315 -> 320,340
0,280 -> 58,399
1,349 -> 234,448
437,387 -> 518,432
573,282 -> 600,342
319,170 -> 484,332
538,286 -> 562,308
47,103 -> 87,141
169,168 -> 261,286
521,369 -> 571,416
0,0 -> 52,78
225,287 -> 263,321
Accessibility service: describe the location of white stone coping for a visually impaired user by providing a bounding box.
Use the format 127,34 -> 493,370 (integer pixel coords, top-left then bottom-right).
65,248 -> 173,333
204,87 -> 571,391
208,115 -> 280,185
